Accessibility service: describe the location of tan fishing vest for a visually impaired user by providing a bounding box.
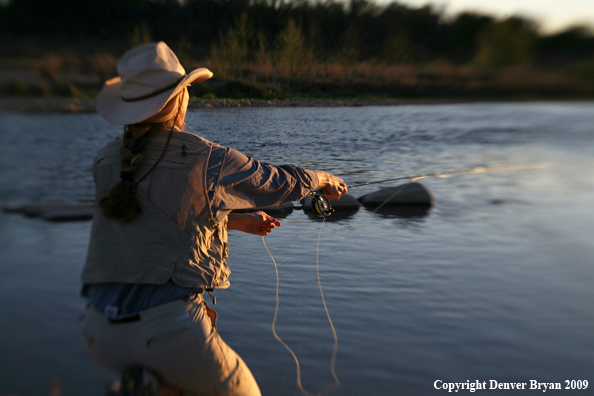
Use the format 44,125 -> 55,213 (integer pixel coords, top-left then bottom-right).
82,129 -> 231,289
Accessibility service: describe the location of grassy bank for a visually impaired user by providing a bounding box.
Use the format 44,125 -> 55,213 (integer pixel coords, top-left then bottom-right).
1,44 -> 593,113
2,0 -> 594,106
2,57 -> 593,107
0,95 -> 480,114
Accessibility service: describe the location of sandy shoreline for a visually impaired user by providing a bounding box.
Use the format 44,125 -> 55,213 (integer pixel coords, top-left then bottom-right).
0,96 -> 467,114
3,96 -> 592,114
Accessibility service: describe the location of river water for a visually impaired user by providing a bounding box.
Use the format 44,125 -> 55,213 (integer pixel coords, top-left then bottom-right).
1,103 -> 593,395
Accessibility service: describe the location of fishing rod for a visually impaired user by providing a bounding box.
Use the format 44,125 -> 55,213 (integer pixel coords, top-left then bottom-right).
308,163 -> 545,218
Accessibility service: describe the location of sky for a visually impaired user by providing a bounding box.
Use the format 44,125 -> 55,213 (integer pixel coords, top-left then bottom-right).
388,0 -> 594,33
0,0 -> 591,33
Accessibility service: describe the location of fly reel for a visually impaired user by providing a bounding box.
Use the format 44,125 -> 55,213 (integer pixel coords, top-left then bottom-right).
311,191 -> 334,218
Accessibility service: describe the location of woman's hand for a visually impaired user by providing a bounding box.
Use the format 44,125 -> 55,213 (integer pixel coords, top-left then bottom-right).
227,212 -> 281,236
314,171 -> 348,200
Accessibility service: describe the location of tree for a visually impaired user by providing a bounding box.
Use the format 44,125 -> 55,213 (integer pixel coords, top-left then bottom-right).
275,18 -> 313,77
474,17 -> 538,69
209,12 -> 253,78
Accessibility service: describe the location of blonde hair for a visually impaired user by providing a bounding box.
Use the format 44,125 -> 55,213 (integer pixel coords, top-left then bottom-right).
99,89 -> 188,222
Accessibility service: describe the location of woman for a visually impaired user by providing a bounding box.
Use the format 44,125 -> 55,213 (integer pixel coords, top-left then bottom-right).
80,42 -> 347,396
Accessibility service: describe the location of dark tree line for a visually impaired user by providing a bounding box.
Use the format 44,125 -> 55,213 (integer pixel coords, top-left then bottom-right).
1,0 -> 593,68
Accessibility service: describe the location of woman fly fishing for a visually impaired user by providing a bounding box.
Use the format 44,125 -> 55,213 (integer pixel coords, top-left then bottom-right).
80,41 -> 347,396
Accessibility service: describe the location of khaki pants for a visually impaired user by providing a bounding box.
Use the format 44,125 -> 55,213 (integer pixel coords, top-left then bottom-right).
80,294 -> 261,396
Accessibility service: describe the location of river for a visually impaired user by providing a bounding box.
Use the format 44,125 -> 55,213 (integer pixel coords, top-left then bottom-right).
1,102 -> 593,395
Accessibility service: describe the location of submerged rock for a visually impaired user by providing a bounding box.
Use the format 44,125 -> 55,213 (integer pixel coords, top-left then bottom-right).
358,182 -> 434,207
2,202 -> 28,213
3,202 -> 94,222
42,204 -> 95,222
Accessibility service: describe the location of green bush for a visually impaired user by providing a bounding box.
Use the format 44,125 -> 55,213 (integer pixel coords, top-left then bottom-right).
571,56 -> 594,81
209,13 -> 253,79
275,19 -> 313,77
6,79 -> 28,95
474,18 -> 537,70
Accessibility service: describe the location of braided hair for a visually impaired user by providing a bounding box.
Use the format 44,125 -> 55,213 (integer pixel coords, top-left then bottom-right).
99,90 -> 187,222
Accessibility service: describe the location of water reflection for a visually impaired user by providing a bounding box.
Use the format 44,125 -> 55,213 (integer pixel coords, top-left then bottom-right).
366,204 -> 432,219
304,207 -> 360,222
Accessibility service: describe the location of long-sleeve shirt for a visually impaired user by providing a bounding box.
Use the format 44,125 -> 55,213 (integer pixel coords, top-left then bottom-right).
83,140 -> 318,320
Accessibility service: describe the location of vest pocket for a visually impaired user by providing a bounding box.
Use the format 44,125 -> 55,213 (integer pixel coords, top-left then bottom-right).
222,241 -> 229,259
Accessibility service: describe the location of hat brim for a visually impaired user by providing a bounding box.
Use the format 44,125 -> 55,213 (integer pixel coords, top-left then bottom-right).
96,67 -> 213,125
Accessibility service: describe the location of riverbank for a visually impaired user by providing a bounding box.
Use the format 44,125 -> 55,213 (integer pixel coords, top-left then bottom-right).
2,95 -> 593,114
0,96 -> 467,113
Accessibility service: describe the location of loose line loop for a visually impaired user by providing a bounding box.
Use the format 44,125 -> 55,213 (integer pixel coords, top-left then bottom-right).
316,218 -> 341,391
262,215 -> 340,396
260,161 -> 547,394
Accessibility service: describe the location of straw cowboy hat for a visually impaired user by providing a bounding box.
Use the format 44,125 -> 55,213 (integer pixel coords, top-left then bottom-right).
96,41 -> 213,125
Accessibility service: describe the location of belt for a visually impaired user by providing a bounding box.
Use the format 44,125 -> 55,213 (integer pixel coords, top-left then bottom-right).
105,289 -> 211,324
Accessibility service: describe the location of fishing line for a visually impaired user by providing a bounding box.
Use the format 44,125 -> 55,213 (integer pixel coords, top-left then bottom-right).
262,215 -> 340,396
305,163 -> 546,225
314,218 -> 340,392
261,236 -> 310,396
260,161 -> 546,394
346,163 -> 546,189
261,181 -> 415,394
281,163 -> 545,235
261,182 -> 377,395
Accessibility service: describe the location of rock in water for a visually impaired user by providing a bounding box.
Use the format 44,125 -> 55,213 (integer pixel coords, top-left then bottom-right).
357,182 -> 434,207
301,193 -> 360,212
42,204 -> 95,222
3,202 -> 94,221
